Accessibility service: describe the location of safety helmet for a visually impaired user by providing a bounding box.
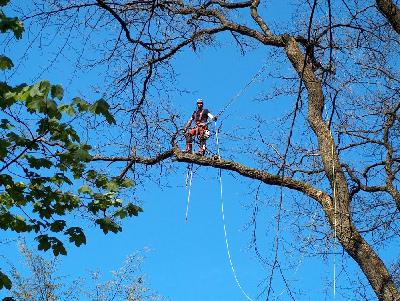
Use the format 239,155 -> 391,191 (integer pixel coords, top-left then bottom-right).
196,98 -> 203,104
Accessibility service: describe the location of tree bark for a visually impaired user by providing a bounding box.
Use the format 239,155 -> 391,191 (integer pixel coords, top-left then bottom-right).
376,0 -> 400,34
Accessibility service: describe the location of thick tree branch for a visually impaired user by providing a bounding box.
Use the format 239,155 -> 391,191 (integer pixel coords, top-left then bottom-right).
92,149 -> 175,165
92,148 -> 333,207
250,0 -> 273,36
383,109 -> 400,210
209,0 -> 253,9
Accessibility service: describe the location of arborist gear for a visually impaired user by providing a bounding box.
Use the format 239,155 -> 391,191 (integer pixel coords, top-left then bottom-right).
183,99 -> 217,155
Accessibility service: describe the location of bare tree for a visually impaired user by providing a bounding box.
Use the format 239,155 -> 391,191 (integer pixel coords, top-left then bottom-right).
9,242 -> 164,301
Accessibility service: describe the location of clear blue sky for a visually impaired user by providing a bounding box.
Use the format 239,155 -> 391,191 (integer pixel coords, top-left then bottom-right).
1,1 -> 396,300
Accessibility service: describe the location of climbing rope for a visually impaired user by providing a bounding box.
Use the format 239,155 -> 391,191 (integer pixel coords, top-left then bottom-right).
182,58 -> 269,297
215,121 -> 255,301
331,142 -> 337,300
185,163 -> 194,222
216,59 -> 269,119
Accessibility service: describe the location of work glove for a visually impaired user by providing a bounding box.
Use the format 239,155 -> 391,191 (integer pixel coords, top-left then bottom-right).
212,116 -> 218,121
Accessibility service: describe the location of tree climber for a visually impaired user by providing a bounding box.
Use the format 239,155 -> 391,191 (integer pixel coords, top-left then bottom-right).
183,98 -> 217,155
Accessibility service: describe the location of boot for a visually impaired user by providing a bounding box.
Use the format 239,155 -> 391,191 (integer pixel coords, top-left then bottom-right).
184,143 -> 192,153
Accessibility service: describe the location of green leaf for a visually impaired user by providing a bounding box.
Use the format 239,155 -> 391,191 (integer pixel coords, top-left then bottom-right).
73,146 -> 92,162
65,227 -> 86,247
46,99 -> 60,119
50,173 -> 72,185
36,235 -> 67,256
91,99 -> 116,124
125,203 -> 143,217
121,178 -> 135,188
51,84 -> 64,100
0,271 -> 11,290
0,193 -> 13,208
13,215 -> 31,233
0,174 -> 12,186
0,119 -> 12,129
26,96 -> 45,113
50,237 -> 67,256
26,156 -> 53,169
0,139 -> 10,159
105,179 -> 120,192
9,84 -> 29,102
0,56 -> 13,70
0,15 -> 24,39
0,211 -> 13,231
36,234 -> 51,252
50,220 -> 66,232
95,217 -> 121,234
59,104 -> 76,116
6,132 -> 32,147
86,170 -> 98,180
113,208 -> 127,219
78,184 -> 92,194
72,97 -> 89,112
38,81 -> 51,95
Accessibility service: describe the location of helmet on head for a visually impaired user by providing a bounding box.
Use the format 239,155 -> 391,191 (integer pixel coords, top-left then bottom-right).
196,98 -> 203,104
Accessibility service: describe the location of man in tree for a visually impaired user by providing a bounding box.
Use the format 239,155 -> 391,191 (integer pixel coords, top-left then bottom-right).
183,99 -> 217,155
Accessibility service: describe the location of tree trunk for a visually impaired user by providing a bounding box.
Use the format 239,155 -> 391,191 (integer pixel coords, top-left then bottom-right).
284,36 -> 400,301
376,0 -> 400,34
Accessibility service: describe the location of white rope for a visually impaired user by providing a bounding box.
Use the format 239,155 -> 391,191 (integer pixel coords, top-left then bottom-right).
331,143 -> 337,300
185,164 -> 194,223
216,59 -> 269,118
214,121 -> 255,301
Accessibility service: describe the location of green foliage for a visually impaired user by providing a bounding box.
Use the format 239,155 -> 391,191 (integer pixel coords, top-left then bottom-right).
65,227 -> 86,247
90,98 -> 116,124
0,33 -> 139,253
0,56 -> 13,70
51,84 -> 64,100
0,271 -> 11,290
36,235 -> 67,256
0,271 -> 14,301
0,1 -> 9,7
96,217 -> 122,234
0,3 -> 141,295
0,9 -> 24,39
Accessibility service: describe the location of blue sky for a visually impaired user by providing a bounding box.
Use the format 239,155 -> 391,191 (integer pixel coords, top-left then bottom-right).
2,1 -> 398,301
